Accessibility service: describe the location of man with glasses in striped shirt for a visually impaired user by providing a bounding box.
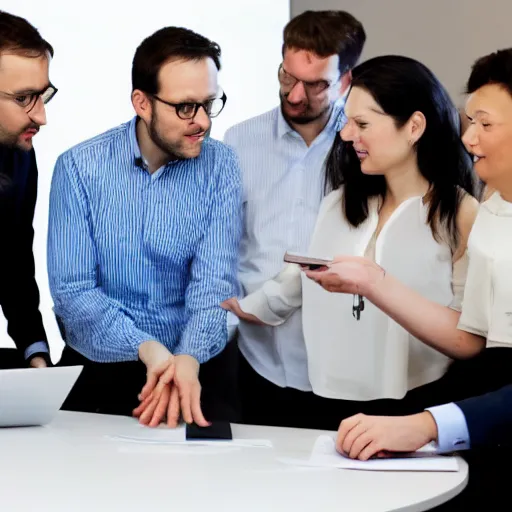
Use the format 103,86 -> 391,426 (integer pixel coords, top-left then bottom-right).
48,27 -> 242,427
0,11 -> 57,370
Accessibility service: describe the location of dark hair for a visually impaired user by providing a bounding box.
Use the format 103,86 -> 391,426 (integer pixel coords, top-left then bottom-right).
466,48 -> 512,96
0,10 -> 53,58
283,10 -> 366,74
325,55 -> 476,247
132,26 -> 221,94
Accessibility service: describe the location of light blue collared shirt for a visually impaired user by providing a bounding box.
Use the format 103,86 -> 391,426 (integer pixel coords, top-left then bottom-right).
427,403 -> 471,453
48,117 -> 243,363
224,103 -> 343,389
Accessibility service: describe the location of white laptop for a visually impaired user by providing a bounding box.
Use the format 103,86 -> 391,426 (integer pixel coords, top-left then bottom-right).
0,366 -> 83,427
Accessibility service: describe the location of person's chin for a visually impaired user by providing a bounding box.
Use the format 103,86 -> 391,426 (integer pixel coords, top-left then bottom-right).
281,103 -> 309,122
289,116 -> 317,125
189,148 -> 202,158
180,144 -> 203,159
283,102 -> 305,115
360,162 -> 380,175
15,138 -> 34,152
285,108 -> 325,126
474,160 -> 494,184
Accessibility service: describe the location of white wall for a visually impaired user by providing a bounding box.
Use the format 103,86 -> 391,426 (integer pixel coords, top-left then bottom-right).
291,0 -> 512,107
1,0 -> 290,360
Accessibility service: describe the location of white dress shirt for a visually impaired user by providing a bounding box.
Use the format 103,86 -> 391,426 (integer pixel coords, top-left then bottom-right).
427,403 -> 471,453
224,104 -> 342,390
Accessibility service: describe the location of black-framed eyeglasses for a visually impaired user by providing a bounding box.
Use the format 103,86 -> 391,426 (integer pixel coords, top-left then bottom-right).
151,91 -> 227,120
0,83 -> 58,113
278,64 -> 339,96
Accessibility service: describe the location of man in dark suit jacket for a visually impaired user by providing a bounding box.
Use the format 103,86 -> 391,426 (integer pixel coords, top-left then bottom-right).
453,385 -> 512,449
0,11 -> 57,368
335,385 -> 512,510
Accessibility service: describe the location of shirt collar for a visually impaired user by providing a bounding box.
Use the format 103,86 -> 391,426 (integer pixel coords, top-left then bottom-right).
276,107 -> 294,139
129,116 -> 182,175
127,116 -> 150,170
483,191 -> 512,217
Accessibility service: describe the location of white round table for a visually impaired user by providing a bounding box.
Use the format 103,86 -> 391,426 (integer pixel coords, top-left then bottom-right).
0,411 -> 467,511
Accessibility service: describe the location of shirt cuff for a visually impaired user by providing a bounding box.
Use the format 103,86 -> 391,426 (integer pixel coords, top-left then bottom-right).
427,403 -> 471,453
239,288 -> 288,326
24,341 -> 49,360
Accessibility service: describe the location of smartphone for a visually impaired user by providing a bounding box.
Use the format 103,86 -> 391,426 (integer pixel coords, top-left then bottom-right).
185,421 -> 233,441
283,251 -> 332,270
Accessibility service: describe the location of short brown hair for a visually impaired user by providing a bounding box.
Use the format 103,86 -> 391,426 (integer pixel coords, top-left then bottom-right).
132,27 -> 221,94
0,10 -> 53,58
283,10 -> 365,74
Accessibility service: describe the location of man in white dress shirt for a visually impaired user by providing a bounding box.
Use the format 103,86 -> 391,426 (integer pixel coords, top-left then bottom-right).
223,10 -> 366,428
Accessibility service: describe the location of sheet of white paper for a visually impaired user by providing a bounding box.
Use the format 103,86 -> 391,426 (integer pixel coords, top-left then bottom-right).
108,424 -> 272,448
278,435 -> 458,472
116,444 -> 242,455
113,424 -> 186,442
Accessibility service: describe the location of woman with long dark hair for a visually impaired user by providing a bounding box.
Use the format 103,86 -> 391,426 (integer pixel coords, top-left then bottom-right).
329,49 -> 512,512
324,57 -> 476,236
308,53 -> 512,399
223,55 -> 480,428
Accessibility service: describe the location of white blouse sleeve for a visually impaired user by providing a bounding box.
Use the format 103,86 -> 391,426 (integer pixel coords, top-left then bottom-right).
237,189 -> 342,327
456,248 -> 492,338
238,264 -> 302,326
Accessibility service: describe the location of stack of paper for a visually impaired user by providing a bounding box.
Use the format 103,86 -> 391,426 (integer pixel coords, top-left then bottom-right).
278,435 -> 459,472
108,424 -> 272,448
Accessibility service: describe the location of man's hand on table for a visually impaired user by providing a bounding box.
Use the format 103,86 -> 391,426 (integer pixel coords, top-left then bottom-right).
134,340 -> 175,426
133,341 -> 209,428
170,355 -> 209,427
336,412 -> 438,460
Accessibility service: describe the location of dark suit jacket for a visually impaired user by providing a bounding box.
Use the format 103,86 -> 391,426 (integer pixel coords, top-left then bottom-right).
457,384 -> 512,449
0,145 -> 48,359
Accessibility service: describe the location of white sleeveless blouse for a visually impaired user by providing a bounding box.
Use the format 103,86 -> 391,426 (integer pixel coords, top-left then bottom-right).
303,189 -> 463,400
240,189 -> 466,400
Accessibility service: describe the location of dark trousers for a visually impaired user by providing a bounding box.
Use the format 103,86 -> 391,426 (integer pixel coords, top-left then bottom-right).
58,340 -> 240,423
0,348 -> 25,369
239,347 -> 512,430
238,350 -> 451,431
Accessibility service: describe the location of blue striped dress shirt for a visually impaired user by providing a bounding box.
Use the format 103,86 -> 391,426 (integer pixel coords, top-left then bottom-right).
48,117 -> 243,363
224,103 -> 343,389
